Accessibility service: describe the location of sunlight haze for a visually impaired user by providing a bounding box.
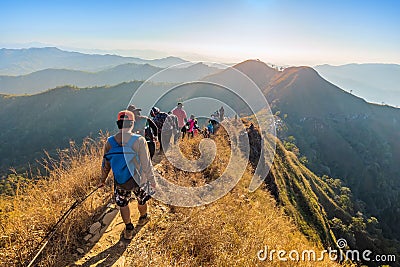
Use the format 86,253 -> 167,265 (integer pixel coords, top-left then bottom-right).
1,0 -> 399,66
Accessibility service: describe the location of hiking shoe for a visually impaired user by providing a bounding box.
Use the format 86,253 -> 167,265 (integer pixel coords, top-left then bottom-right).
124,223 -> 134,240
137,214 -> 150,226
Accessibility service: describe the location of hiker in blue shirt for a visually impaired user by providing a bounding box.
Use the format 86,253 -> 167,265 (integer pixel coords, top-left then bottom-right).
207,120 -> 214,134
99,110 -> 155,240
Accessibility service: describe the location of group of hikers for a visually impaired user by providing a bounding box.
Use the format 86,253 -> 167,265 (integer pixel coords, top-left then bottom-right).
130,102 -> 221,159
99,102 -> 223,239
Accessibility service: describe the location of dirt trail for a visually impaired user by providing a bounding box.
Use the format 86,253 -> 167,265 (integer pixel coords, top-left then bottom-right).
68,154 -> 168,267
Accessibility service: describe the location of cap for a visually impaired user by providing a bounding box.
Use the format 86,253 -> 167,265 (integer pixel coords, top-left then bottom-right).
127,105 -> 142,112
117,110 -> 134,121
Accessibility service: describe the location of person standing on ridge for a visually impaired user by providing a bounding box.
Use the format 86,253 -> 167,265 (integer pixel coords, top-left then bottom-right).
186,114 -> 200,138
128,105 -> 158,159
207,119 -> 214,135
172,102 -> 187,140
150,107 -> 170,154
219,106 -> 225,122
99,110 -> 154,240
167,111 -> 180,144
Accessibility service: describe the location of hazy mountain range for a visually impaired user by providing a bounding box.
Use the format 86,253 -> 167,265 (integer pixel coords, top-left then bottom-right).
1,49 -> 400,258
315,63 -> 400,107
0,47 -> 188,76
0,62 -> 220,95
1,47 -> 399,110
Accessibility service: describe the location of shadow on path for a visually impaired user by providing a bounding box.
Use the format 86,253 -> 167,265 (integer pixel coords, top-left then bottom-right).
71,222 -> 148,267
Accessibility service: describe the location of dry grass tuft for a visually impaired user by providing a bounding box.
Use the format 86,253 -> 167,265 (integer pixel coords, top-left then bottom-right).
1,127 -> 346,266
0,136 -> 111,266
127,127 -> 343,266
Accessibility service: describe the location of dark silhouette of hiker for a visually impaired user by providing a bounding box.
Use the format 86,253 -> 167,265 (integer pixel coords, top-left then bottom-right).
150,107 -> 172,154
219,106 -> 225,121
168,111 -> 180,144
128,105 -> 158,159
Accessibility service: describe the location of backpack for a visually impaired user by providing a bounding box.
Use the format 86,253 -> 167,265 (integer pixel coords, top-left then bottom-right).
103,134 -> 141,185
169,114 -> 179,131
153,112 -> 168,132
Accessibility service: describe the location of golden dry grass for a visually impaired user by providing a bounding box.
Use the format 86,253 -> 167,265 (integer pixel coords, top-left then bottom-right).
0,137 -> 111,266
126,128 -> 343,266
0,128 -> 345,266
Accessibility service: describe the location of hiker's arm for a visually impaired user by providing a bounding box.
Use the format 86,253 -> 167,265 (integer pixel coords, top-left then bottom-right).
147,118 -> 158,138
100,142 -> 111,186
183,110 -> 187,123
134,137 -> 154,185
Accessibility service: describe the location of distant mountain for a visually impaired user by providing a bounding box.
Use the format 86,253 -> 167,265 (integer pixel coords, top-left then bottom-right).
258,65 -> 400,243
0,62 -> 221,95
205,59 -> 278,90
314,63 -> 400,107
196,60 -> 279,114
0,82 -> 145,173
1,59 -> 400,256
0,47 -> 188,76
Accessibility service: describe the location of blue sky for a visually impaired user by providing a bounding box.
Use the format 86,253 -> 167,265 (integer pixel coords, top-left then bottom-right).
1,0 -> 399,65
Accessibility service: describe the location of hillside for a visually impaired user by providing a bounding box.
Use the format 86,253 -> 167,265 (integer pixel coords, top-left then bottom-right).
314,63 -> 400,107
205,59 -> 278,90
0,78 -> 230,176
0,82 -> 142,174
1,59 -> 399,265
0,47 -> 188,76
0,62 -> 220,95
262,66 -> 400,244
0,124 -> 347,266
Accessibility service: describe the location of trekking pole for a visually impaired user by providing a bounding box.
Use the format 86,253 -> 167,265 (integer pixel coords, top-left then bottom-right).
27,186 -> 100,267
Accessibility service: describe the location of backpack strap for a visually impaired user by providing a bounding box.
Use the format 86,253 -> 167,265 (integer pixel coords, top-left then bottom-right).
103,135 -> 140,159
126,134 -> 140,148
125,134 -> 142,178
108,136 -> 120,148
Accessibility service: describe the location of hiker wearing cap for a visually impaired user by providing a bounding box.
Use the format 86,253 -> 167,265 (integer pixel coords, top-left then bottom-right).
100,110 -> 155,240
128,105 -> 158,160
172,102 -> 187,140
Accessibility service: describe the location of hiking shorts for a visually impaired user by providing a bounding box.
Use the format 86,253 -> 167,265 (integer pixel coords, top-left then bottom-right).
114,177 -> 152,207
114,187 -> 132,207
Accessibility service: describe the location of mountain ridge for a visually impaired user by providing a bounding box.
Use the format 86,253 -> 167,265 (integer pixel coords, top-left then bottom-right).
0,47 -> 189,76
0,61 -> 221,95
0,58 -> 399,265
314,63 -> 400,107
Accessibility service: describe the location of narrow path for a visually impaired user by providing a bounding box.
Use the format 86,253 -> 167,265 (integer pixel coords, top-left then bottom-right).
68,154 -> 166,267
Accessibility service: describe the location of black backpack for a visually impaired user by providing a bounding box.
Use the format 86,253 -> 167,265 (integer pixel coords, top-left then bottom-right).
154,112 -> 168,131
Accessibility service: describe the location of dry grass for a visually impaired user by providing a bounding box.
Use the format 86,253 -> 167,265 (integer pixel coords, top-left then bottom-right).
160,130 -> 230,187
0,128 -> 346,266
0,137 -> 111,266
127,128 -> 343,266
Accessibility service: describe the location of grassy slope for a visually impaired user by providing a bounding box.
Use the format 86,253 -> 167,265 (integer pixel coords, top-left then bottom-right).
265,66 -> 400,242
0,128 -> 343,266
